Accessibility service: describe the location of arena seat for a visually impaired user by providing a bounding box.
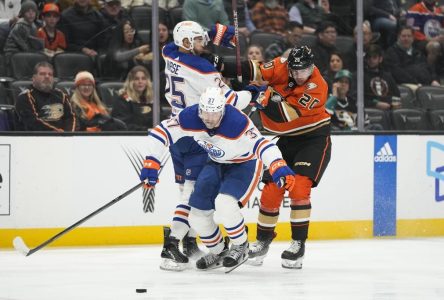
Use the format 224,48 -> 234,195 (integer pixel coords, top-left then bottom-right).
397,84 -> 417,108
131,6 -> 167,31
55,81 -> 76,98
364,108 -> 391,130
391,108 -> 428,130
416,86 -> 444,110
53,53 -> 95,80
10,80 -> 32,105
10,52 -> 48,80
250,31 -> 285,53
428,109 -> 444,131
97,81 -> 124,111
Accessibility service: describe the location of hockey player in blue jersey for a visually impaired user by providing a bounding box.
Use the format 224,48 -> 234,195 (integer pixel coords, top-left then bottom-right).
140,87 -> 297,270
157,21 -> 255,270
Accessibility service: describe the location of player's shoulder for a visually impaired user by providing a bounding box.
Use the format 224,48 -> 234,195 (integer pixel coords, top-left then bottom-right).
163,43 -> 218,74
178,105 -> 207,130
305,66 -> 328,91
217,105 -> 249,139
260,57 -> 288,79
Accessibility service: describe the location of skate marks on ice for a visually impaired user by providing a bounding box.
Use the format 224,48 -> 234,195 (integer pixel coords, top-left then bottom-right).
1,239 -> 444,300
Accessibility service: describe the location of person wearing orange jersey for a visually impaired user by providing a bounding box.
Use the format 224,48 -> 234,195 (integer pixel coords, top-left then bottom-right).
245,45 -> 331,269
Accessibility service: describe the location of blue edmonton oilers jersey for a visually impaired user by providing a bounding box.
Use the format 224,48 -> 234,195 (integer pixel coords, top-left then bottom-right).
162,43 -> 251,116
147,104 -> 283,166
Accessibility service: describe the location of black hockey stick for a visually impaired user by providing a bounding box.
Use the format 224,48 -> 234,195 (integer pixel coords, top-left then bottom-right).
13,182 -> 144,256
232,0 -> 242,82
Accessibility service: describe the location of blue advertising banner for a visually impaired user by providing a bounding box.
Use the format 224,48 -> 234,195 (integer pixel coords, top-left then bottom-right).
373,136 -> 397,236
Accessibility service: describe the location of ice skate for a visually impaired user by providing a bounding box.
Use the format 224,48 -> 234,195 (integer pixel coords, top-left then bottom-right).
182,234 -> 205,260
196,237 -> 229,270
223,240 -> 249,272
281,240 -> 305,269
248,232 -> 276,266
159,227 -> 189,271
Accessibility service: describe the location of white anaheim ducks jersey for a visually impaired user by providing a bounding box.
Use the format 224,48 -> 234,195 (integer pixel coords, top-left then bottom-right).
162,42 -> 251,116
147,104 -> 283,167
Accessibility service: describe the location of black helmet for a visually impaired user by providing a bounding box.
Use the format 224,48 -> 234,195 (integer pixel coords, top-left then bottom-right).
287,46 -> 314,70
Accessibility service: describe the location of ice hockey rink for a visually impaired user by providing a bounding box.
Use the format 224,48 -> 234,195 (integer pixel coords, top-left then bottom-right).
1,238 -> 444,300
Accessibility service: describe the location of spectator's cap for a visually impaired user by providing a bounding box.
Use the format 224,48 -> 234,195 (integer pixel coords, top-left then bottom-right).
365,44 -> 383,58
42,3 -> 60,15
19,1 -> 38,17
104,0 -> 121,4
75,71 -> 95,86
315,21 -> 337,34
334,69 -> 352,82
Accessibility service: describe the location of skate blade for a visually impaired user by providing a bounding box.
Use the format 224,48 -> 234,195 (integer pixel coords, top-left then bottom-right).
196,260 -> 224,271
224,256 -> 249,274
281,257 -> 303,269
159,258 -> 189,271
246,255 -> 265,266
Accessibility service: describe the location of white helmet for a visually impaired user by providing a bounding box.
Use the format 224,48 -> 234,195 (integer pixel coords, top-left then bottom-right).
198,87 -> 226,129
199,87 -> 226,113
173,21 -> 209,51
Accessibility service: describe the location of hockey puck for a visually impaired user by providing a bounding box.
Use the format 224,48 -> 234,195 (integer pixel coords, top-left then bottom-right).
136,288 -> 147,293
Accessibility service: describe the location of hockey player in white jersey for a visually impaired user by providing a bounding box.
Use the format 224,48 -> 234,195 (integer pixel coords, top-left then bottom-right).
156,20 -> 255,270
140,87 -> 297,271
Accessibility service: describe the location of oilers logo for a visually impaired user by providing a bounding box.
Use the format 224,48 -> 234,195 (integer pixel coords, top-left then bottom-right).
197,140 -> 225,158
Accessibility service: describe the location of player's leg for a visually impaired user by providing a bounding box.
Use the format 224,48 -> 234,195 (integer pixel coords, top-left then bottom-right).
218,159 -> 262,268
281,135 -> 331,269
188,162 -> 227,269
248,177 -> 285,265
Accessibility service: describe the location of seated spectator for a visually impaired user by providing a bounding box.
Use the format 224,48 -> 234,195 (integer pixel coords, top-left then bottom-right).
323,50 -> 344,93
37,3 -> 66,58
289,0 -> 327,34
183,0 -> 229,30
356,44 -> 401,111
0,0 -> 20,51
58,0 -> 107,57
368,0 -> 403,49
310,21 -> 338,73
384,25 -> 440,89
250,0 -> 289,36
247,44 -> 265,62
15,61 -> 76,131
71,71 -> 127,131
343,20 -> 379,71
112,65 -> 154,131
100,0 -> 131,42
264,21 -> 303,61
121,0 -> 179,10
4,1 -> 43,64
145,21 -> 172,72
406,0 -> 444,75
103,19 -> 149,80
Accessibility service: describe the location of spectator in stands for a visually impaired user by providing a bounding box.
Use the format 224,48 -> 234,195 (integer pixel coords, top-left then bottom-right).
15,61 -> 76,131
145,21 -> 172,72
406,0 -> 444,74
247,44 -> 264,62
323,50 -> 344,93
100,0 -> 131,42
121,0 -> 179,10
358,44 -> 401,111
183,0 -> 229,30
288,0 -> 328,34
250,0 -> 289,36
343,20 -> 379,71
310,21 -> 338,73
264,21 -> 303,61
384,25 -> 441,89
37,3 -> 66,58
112,65 -> 153,131
71,71 -> 126,131
0,0 -> 20,52
368,0 -> 403,49
58,0 -> 107,57
3,1 -> 43,64
103,19 -> 149,80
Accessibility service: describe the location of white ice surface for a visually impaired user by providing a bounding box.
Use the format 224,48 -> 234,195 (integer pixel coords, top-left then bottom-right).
1,238 -> 444,300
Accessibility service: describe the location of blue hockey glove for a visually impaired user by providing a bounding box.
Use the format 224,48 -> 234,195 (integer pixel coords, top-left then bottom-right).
139,156 -> 160,187
208,23 -> 236,48
269,159 -> 296,191
244,84 -> 271,109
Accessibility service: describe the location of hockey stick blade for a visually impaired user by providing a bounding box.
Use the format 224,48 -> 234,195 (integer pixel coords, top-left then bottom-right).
13,236 -> 31,256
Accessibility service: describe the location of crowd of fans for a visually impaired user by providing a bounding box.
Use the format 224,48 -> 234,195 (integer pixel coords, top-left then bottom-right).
1,0 -> 444,131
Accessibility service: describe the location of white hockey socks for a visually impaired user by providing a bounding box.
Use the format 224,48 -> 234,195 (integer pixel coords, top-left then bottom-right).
215,194 -> 247,245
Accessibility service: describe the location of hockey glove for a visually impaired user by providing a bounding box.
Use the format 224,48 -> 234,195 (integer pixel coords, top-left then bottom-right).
139,156 -> 161,187
208,23 -> 236,48
269,159 -> 296,192
200,52 -> 224,72
244,84 -> 271,109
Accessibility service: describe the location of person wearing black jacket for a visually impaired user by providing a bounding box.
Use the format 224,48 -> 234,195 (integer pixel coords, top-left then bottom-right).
384,25 -> 441,87
58,0 -> 107,56
15,62 -> 76,131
